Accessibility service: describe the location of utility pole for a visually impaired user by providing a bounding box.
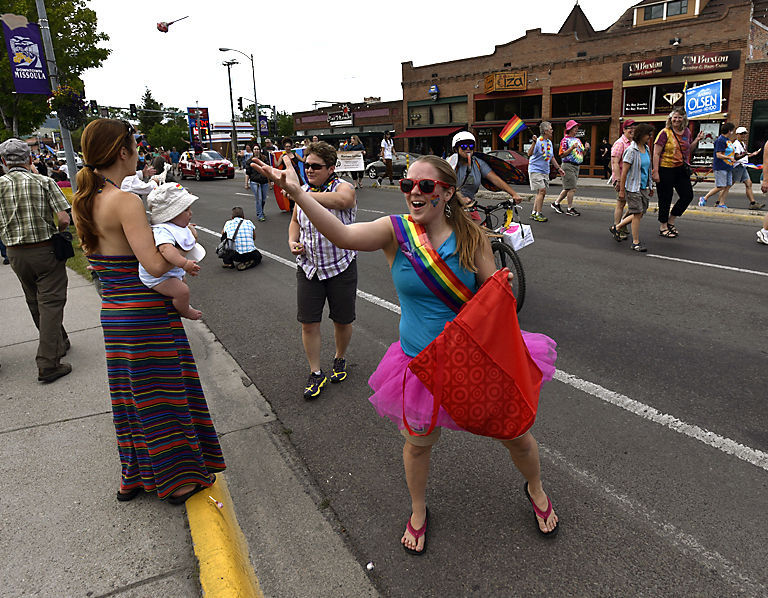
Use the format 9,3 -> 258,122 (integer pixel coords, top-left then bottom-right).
35,0 -> 78,191
223,60 -> 238,162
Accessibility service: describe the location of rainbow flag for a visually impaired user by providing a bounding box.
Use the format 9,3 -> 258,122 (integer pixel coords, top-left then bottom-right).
499,115 -> 527,143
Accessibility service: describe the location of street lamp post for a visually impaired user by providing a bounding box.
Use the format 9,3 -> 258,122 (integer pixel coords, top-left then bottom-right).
219,47 -> 261,145
222,59 -> 239,162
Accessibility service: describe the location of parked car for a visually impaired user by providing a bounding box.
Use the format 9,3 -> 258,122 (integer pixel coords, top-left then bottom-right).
55,150 -> 84,169
486,149 -> 558,183
366,152 -> 422,180
179,150 -> 235,180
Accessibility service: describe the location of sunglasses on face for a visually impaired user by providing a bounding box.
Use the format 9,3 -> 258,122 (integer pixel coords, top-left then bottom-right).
304,162 -> 328,171
457,143 -> 475,150
399,178 -> 452,194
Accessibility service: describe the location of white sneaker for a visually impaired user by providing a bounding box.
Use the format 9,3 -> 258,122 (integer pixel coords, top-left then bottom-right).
757,229 -> 768,245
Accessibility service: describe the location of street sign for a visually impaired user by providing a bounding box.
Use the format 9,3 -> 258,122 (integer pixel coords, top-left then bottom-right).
685,80 -> 722,119
259,115 -> 269,135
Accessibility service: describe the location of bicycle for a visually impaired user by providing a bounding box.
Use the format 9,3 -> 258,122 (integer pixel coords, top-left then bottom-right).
470,199 -> 526,312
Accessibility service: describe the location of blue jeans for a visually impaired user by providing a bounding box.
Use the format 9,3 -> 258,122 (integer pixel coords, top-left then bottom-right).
250,181 -> 269,219
0,237 -> 6,259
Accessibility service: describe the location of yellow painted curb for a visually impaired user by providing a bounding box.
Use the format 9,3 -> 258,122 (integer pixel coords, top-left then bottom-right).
186,473 -> 263,598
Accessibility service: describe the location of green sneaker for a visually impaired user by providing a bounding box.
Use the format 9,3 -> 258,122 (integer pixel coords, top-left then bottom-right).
530,212 -> 548,222
330,357 -> 347,383
303,370 -> 327,400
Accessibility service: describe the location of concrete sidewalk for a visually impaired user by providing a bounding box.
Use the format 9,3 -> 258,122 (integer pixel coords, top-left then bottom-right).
0,263 -> 377,597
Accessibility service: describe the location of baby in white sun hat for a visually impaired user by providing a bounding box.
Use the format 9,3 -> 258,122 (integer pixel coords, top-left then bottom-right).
138,182 -> 206,319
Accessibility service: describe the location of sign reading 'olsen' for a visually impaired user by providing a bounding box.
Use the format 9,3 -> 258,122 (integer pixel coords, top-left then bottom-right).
622,51 -> 740,80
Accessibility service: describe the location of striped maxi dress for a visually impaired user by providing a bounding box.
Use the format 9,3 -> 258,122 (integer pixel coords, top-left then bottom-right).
89,255 -> 225,499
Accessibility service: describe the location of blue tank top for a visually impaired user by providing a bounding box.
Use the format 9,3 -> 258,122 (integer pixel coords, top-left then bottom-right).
392,232 -> 478,357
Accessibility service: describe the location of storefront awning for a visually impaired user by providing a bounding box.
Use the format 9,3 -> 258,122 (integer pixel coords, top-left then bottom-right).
396,126 -> 464,139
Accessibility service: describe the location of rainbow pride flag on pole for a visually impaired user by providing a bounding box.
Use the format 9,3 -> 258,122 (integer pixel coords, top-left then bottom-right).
499,115 -> 527,143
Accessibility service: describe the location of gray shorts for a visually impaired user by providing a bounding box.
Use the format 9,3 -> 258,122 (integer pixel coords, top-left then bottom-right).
561,162 -> 581,190
714,169 -> 733,188
732,164 -> 750,184
625,188 -> 650,215
529,172 -> 549,191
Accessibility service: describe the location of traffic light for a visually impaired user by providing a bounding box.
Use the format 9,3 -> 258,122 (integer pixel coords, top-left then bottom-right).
129,103 -> 138,117
237,97 -> 243,111
89,100 -> 98,115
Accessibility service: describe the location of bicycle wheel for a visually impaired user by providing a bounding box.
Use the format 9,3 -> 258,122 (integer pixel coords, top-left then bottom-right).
491,240 -> 526,312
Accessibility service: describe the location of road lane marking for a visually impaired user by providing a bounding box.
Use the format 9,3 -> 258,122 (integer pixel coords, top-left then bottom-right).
358,208 -> 388,215
647,254 -> 768,277
195,225 -> 768,472
235,192 -> 252,197
542,445 -> 767,596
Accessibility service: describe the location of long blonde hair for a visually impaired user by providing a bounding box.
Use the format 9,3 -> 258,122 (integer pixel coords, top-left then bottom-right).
412,155 -> 487,272
665,108 -> 688,130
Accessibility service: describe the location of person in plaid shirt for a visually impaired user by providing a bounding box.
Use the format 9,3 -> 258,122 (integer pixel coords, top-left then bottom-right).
0,138 -> 72,383
288,141 -> 357,400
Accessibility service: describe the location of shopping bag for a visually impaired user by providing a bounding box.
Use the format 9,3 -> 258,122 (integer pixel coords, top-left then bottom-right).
500,222 -> 534,251
406,269 -> 543,439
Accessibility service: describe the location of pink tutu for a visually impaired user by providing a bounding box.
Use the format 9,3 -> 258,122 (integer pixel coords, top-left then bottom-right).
368,332 -> 557,433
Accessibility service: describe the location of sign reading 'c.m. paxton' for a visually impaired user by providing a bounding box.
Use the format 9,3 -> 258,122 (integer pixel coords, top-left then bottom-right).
622,51 -> 741,80
484,72 -> 528,93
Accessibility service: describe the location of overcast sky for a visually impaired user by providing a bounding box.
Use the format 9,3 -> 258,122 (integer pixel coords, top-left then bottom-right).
81,0 -> 637,124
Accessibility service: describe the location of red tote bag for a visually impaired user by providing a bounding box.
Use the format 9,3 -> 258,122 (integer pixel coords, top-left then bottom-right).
405,269 -> 543,439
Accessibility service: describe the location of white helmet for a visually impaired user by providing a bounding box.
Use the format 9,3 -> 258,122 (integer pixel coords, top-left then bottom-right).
452,131 -> 476,149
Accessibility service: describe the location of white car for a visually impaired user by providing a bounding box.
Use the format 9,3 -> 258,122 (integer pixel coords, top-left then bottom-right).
55,150 -> 84,168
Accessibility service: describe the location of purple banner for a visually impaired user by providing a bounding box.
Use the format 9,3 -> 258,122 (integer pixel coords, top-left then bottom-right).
1,14 -> 50,95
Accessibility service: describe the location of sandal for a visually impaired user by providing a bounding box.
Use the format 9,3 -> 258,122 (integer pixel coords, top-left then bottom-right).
402,507 -> 430,556
116,486 -> 142,502
524,482 -> 559,538
609,225 -> 622,242
166,483 -> 205,506
658,228 -> 677,238
667,223 -> 678,235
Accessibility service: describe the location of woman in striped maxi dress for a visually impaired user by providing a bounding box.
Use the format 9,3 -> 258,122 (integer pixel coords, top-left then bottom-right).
72,119 -> 225,504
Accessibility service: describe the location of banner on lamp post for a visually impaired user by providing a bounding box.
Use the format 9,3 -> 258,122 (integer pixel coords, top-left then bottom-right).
1,14 -> 50,95
259,115 -> 269,135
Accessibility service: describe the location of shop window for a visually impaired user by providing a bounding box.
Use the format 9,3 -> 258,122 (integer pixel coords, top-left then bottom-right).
475,96 -> 542,122
551,90 -> 612,118
409,106 -> 429,126
450,103 -> 467,123
644,4 -> 664,20
667,0 -> 687,16
623,87 -> 652,115
431,104 -> 450,125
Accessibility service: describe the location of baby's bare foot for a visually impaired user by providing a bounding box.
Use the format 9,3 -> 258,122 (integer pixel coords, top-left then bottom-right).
179,306 -> 202,320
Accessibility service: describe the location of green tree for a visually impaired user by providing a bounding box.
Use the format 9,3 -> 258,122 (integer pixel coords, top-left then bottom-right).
277,111 -> 294,138
0,0 -> 110,137
137,87 -> 164,133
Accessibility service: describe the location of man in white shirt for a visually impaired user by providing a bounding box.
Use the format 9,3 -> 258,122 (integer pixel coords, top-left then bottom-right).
121,161 -> 158,200
58,161 -> 69,180
732,127 -> 763,210
378,131 -> 395,186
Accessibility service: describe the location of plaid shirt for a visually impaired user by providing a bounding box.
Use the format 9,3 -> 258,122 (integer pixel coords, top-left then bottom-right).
297,178 -> 357,280
222,217 -> 257,253
0,168 -> 70,246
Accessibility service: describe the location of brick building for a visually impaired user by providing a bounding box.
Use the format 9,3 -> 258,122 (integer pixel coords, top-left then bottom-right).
400,0 -> 768,175
292,99 -> 404,158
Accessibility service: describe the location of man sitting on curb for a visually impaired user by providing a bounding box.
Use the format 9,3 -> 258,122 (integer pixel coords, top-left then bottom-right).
0,139 -> 72,383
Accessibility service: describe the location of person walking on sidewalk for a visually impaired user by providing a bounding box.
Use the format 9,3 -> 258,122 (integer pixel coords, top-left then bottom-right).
612,124 -> 654,252
379,131 -> 395,186
552,119 -> 588,216
728,127 -> 762,210
0,139 -> 72,383
610,119 -> 636,241
652,108 -> 703,238
758,140 -> 768,245
288,141 -> 358,399
527,121 -> 565,222
245,145 -> 269,221
253,154 -> 559,554
72,119 -> 225,505
697,122 -> 736,208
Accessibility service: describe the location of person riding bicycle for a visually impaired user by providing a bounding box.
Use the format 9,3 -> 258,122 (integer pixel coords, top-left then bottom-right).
448,132 -> 522,221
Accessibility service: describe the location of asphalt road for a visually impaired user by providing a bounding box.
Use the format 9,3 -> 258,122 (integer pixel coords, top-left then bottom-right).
180,175 -> 766,598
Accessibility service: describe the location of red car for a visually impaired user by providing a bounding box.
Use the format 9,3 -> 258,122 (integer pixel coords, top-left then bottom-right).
179,150 -> 235,180
487,149 -> 559,184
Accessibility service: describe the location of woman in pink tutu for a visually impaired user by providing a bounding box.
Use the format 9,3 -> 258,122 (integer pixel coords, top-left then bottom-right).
253,154 -> 558,554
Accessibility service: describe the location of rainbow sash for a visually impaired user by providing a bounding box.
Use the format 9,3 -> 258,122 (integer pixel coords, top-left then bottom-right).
391,215 -> 475,313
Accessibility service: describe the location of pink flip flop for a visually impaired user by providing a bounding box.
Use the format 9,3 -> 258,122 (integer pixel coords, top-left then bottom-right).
524,482 -> 559,538
403,507 -> 429,556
